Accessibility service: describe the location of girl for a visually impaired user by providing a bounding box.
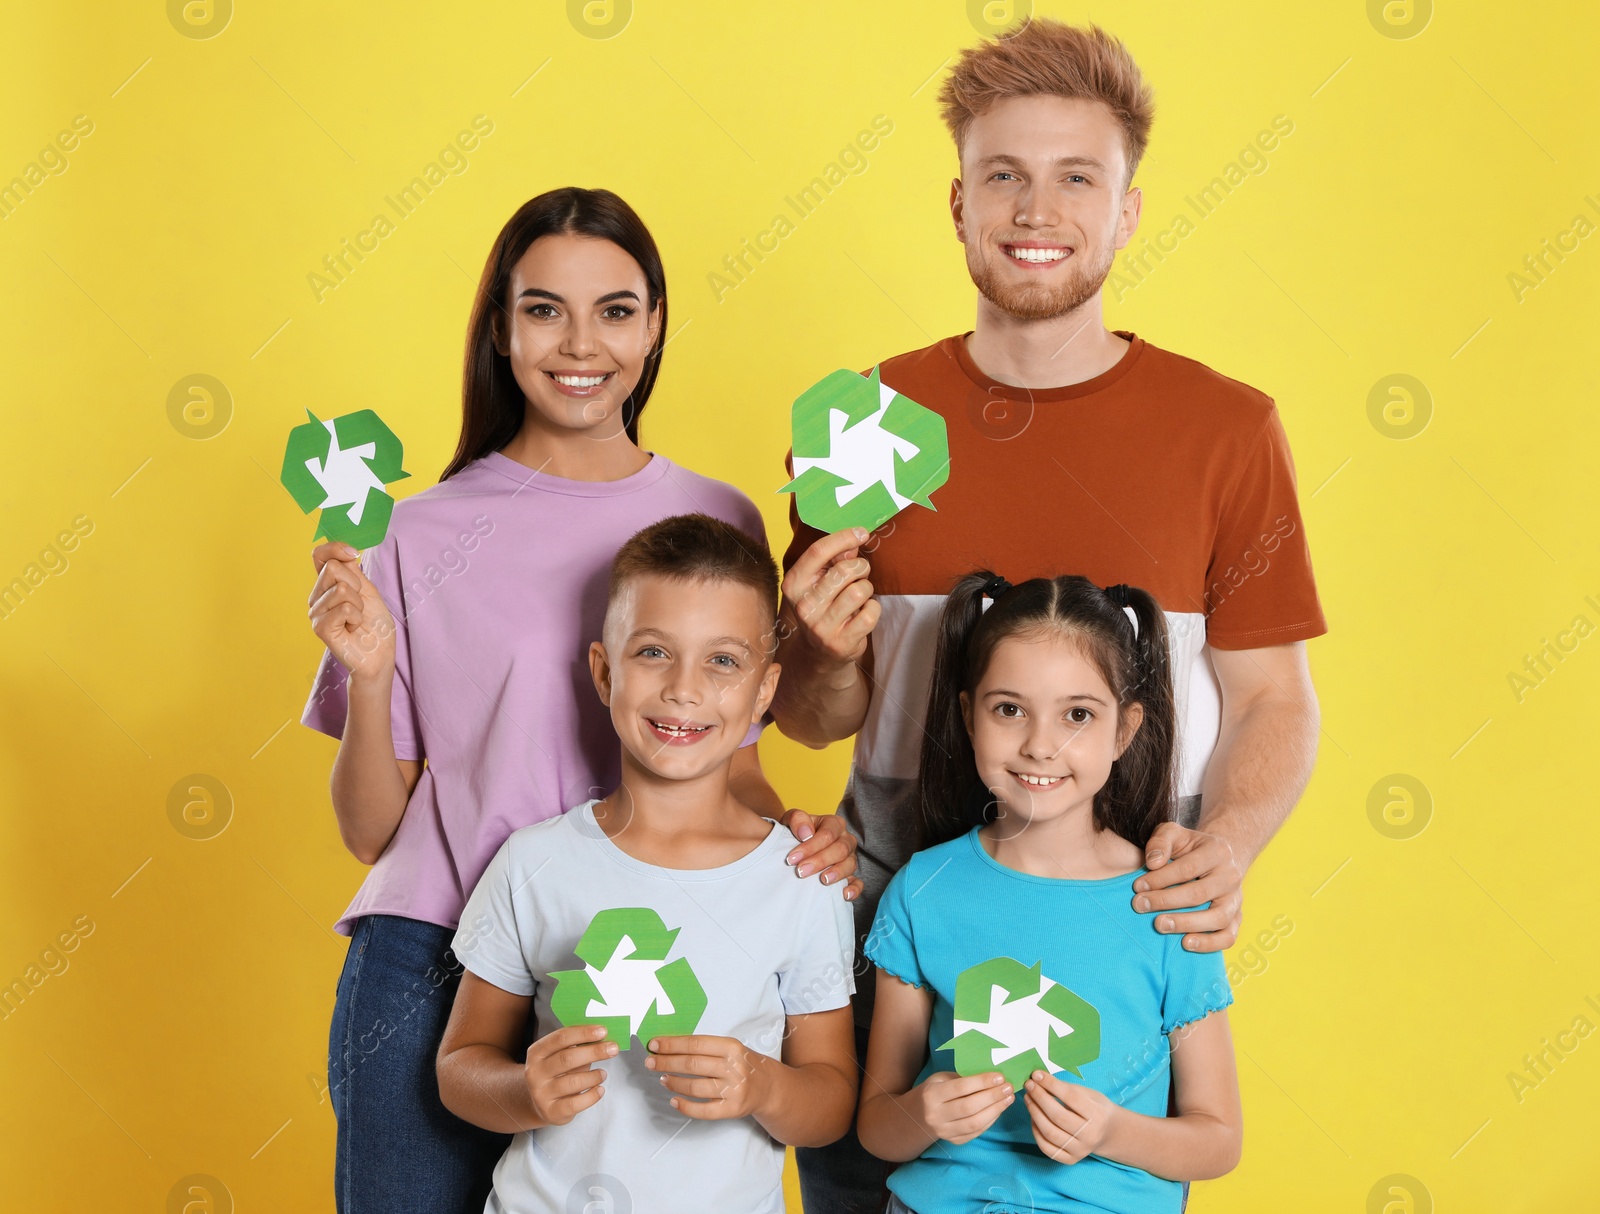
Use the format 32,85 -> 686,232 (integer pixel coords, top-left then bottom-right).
300,188 -> 859,1214
856,572 -> 1241,1214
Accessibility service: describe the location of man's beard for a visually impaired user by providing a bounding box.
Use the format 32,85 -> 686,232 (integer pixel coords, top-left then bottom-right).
967,239 -> 1116,321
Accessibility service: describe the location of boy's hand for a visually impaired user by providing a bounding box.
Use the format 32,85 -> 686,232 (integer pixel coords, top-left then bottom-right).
645,1034 -> 774,1120
781,809 -> 864,901
523,1024 -> 616,1127
908,1070 -> 1013,1145
1023,1071 -> 1118,1163
308,542 -> 397,684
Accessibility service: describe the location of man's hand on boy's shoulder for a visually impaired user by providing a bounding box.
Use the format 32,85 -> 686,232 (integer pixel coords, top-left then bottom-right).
1131,823 -> 1245,952
780,809 -> 863,901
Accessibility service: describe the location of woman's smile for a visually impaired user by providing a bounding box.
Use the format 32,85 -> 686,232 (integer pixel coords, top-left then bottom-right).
543,369 -> 616,397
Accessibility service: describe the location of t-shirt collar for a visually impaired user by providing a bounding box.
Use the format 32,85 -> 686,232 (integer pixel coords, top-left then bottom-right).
945,329 -> 1146,403
478,449 -> 672,497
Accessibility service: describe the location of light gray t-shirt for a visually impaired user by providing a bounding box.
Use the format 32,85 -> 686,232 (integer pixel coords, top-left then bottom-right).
453,799 -> 856,1214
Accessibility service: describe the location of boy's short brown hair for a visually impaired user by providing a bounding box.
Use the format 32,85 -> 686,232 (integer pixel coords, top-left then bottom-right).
938,19 -> 1155,190
608,514 -> 779,622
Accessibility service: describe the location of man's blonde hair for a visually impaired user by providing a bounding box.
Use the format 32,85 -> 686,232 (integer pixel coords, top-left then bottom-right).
938,19 -> 1155,189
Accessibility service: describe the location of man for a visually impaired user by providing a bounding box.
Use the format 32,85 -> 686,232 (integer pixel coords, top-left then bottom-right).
773,20 -> 1327,1212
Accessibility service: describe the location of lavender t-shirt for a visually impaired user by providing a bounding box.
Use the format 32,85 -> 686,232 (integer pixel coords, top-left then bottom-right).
300,450 -> 768,935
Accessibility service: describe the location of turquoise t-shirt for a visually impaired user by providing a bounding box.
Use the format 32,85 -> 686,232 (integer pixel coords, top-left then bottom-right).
864,828 -> 1233,1214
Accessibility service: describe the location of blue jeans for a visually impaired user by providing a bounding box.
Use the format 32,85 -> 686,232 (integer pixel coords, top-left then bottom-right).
329,914 -> 512,1214
798,1023 -> 1191,1213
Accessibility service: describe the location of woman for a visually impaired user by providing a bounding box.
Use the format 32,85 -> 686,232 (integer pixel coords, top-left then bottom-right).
300,187 -> 860,1214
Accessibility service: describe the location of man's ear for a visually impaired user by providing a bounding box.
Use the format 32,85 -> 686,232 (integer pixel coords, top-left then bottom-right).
949,177 -> 966,243
588,640 -> 613,707
1114,700 -> 1145,758
1114,183 -> 1143,253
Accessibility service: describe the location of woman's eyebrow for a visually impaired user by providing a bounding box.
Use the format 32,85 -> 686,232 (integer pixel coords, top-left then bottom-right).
514,288 -> 640,305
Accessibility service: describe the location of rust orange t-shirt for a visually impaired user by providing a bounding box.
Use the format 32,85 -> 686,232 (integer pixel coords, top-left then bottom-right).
781,331 -> 1327,992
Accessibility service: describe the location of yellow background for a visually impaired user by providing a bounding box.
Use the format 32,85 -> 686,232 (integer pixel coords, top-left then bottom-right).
2,1 -> 1595,1210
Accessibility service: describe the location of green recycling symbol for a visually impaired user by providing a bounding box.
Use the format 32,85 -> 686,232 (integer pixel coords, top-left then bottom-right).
279,409 -> 410,549
938,957 -> 1100,1092
779,365 -> 950,533
549,908 -> 708,1050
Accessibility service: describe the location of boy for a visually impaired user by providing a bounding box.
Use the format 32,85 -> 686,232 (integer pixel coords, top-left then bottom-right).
437,513 -> 857,1214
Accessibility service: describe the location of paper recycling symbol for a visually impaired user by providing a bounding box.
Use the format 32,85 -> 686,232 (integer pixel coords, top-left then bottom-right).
549,908 -> 708,1050
280,409 -> 410,549
780,366 -> 950,534
938,956 -> 1101,1092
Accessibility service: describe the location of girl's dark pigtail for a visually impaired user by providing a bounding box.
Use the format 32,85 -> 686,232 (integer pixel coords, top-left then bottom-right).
1096,585 -> 1177,847
915,571 -> 998,849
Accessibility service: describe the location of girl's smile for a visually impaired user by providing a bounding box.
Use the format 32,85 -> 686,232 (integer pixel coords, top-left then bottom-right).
1010,770 -> 1067,789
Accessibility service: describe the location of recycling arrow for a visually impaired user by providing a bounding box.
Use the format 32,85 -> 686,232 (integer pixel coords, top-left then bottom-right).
549,908 -> 707,1050
938,956 -> 1101,1091
279,408 -> 410,549
780,365 -> 949,533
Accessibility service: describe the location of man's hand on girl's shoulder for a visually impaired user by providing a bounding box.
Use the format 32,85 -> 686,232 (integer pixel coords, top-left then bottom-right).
1132,823 -> 1244,952
780,808 -> 864,902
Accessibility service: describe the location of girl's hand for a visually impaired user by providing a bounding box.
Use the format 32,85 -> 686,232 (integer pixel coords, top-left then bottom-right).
523,1024 -> 616,1127
645,1035 -> 774,1120
780,809 -> 865,901
308,542 -> 396,683
1023,1071 -> 1119,1163
909,1070 -> 1013,1145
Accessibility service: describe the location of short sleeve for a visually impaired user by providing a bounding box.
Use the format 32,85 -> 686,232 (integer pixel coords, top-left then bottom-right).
726,488 -> 769,553
1203,406 -> 1328,650
1160,940 -> 1233,1036
451,836 -> 536,997
861,864 -> 924,989
298,535 -> 424,761
777,881 -> 856,1016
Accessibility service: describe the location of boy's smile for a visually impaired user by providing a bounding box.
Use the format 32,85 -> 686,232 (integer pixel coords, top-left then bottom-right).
644,715 -> 715,745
